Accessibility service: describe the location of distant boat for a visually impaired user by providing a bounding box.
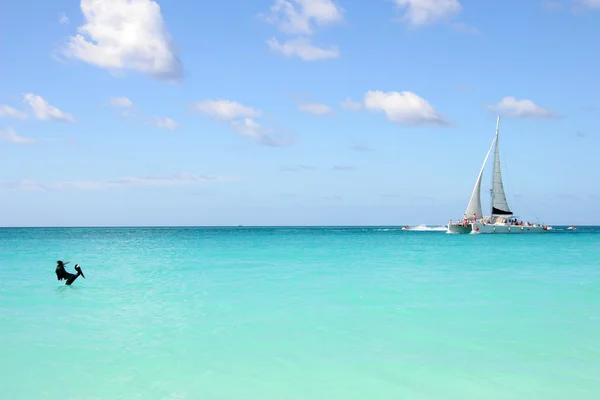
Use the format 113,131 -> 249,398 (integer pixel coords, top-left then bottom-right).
567,226 -> 577,230
447,116 -> 550,234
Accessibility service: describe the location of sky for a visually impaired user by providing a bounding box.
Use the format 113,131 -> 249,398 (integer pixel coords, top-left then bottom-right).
0,0 -> 599,227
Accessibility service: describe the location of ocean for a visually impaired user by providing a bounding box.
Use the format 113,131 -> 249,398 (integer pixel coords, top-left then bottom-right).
1,226 -> 599,399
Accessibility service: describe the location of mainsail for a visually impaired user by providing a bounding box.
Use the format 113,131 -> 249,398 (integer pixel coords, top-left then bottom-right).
464,135 -> 496,220
491,116 -> 513,215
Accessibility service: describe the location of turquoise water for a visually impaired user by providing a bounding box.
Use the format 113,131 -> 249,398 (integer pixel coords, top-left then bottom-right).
1,226 -> 599,399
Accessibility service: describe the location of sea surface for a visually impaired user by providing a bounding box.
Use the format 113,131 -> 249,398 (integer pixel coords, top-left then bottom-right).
1,226 -> 599,400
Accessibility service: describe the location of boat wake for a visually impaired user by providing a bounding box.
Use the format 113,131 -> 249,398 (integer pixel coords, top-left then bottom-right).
402,224 -> 447,232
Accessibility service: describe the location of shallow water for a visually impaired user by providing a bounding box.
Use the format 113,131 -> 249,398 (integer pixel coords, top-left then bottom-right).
1,226 -> 599,399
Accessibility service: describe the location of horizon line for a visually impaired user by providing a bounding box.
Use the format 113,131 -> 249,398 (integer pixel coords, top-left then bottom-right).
0,224 -> 593,229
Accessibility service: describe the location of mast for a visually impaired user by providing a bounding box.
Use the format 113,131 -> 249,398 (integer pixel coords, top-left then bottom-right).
490,116 -> 513,216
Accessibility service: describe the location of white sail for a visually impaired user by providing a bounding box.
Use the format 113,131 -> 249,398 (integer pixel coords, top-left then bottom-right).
491,116 -> 513,215
448,115 -> 552,234
464,135 -> 496,220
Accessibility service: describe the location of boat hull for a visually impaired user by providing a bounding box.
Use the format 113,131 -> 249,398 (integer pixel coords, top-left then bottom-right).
447,222 -> 549,234
447,224 -> 473,234
471,223 -> 547,234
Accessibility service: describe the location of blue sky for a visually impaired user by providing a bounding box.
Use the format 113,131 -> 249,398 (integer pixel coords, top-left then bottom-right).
0,0 -> 598,226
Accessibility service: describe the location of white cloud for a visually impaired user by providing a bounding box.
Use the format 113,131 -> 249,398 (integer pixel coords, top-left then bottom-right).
62,0 -> 182,81
364,90 -> 448,126
261,0 -> 343,60
263,0 -> 344,35
194,99 -> 291,147
110,97 -> 133,107
23,94 -> 75,122
393,0 -> 462,26
267,37 -> 339,61
298,102 -> 334,115
0,173 -> 228,191
488,96 -> 557,119
229,118 -> 292,147
0,105 -> 28,120
340,97 -> 362,111
152,116 -> 179,131
193,100 -> 261,121
0,128 -> 36,144
59,12 -> 69,25
108,98 -> 177,130
230,118 -> 264,137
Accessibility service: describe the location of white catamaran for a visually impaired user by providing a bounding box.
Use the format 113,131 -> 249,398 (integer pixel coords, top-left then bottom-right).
447,116 -> 550,234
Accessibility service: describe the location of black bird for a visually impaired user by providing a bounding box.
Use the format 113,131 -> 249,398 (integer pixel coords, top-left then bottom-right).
55,260 -> 85,285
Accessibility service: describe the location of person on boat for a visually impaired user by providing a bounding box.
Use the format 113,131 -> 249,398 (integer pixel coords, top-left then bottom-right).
55,260 -> 85,285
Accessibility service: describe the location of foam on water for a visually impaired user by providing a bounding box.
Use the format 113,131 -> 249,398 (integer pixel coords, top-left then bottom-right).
1,226 -> 599,399
402,224 -> 448,231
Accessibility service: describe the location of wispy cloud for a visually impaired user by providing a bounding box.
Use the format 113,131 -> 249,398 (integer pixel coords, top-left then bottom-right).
392,0 -> 462,27
261,0 -> 344,35
340,97 -> 362,111
229,118 -> 294,148
0,173 -> 229,191
107,97 -> 177,130
152,116 -> 179,130
261,0 -> 344,61
0,128 -> 36,144
364,90 -> 449,126
298,102 -> 334,115
61,0 -> 182,81
0,105 -> 28,120
23,93 -> 75,122
110,97 -> 133,108
488,96 -> 557,119
230,118 -> 267,138
193,100 -> 261,121
194,99 -> 292,147
572,0 -> 600,10
59,12 -> 69,25
267,37 -> 339,61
